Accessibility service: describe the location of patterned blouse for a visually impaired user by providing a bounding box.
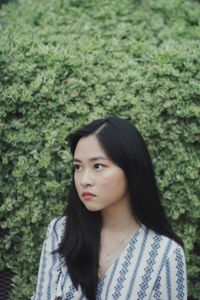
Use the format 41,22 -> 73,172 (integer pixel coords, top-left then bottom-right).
31,216 -> 187,300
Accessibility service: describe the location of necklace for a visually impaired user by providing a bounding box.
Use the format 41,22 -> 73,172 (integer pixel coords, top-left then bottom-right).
101,225 -> 136,264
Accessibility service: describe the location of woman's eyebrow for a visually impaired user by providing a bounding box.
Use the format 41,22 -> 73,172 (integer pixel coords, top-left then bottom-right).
73,156 -> 109,162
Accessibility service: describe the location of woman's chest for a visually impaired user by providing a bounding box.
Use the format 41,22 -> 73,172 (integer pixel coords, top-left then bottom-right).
58,244 -> 163,300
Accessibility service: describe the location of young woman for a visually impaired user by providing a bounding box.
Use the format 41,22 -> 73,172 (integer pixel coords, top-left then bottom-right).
31,116 -> 187,300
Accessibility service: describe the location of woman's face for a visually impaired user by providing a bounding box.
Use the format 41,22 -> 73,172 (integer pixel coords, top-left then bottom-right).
73,134 -> 130,212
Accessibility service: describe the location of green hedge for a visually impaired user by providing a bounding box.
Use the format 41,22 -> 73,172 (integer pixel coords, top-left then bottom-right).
0,0 -> 199,299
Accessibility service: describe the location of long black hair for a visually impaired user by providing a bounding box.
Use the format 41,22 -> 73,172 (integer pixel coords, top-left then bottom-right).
56,115 -> 183,300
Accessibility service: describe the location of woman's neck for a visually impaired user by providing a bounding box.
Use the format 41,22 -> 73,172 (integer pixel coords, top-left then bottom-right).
101,199 -> 138,233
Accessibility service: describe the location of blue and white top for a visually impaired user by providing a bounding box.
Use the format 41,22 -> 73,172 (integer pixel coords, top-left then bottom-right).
31,216 -> 187,300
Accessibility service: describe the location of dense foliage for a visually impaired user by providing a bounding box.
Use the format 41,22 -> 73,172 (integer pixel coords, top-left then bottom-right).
0,0 -> 199,299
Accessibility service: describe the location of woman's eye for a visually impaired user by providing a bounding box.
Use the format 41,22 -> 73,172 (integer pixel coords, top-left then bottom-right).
73,165 -> 81,171
94,164 -> 104,170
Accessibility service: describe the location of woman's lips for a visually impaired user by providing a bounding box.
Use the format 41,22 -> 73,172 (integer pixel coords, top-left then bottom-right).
82,192 -> 96,200
83,195 -> 95,200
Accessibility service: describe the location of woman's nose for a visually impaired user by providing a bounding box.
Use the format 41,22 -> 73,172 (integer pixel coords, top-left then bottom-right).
80,169 -> 94,186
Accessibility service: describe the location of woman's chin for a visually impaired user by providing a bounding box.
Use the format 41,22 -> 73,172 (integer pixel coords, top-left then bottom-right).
83,203 -> 102,212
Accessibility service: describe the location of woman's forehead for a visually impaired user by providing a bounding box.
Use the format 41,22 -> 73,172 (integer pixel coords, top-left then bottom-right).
74,135 -> 109,161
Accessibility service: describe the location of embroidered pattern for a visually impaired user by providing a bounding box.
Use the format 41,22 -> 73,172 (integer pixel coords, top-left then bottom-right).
152,275 -> 162,300
166,259 -> 172,300
96,277 -> 105,300
112,229 -> 141,299
37,235 -> 48,298
175,247 -> 185,299
151,239 -> 173,299
105,259 -> 120,300
65,285 -> 77,299
137,235 -> 162,299
47,229 -> 56,299
125,226 -> 149,299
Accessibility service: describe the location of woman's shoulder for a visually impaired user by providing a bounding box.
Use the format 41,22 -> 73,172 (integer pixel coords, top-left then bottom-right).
45,215 -> 67,240
142,224 -> 185,259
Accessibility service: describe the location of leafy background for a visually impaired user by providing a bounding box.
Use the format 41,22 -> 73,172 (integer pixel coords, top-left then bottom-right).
0,0 -> 199,299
